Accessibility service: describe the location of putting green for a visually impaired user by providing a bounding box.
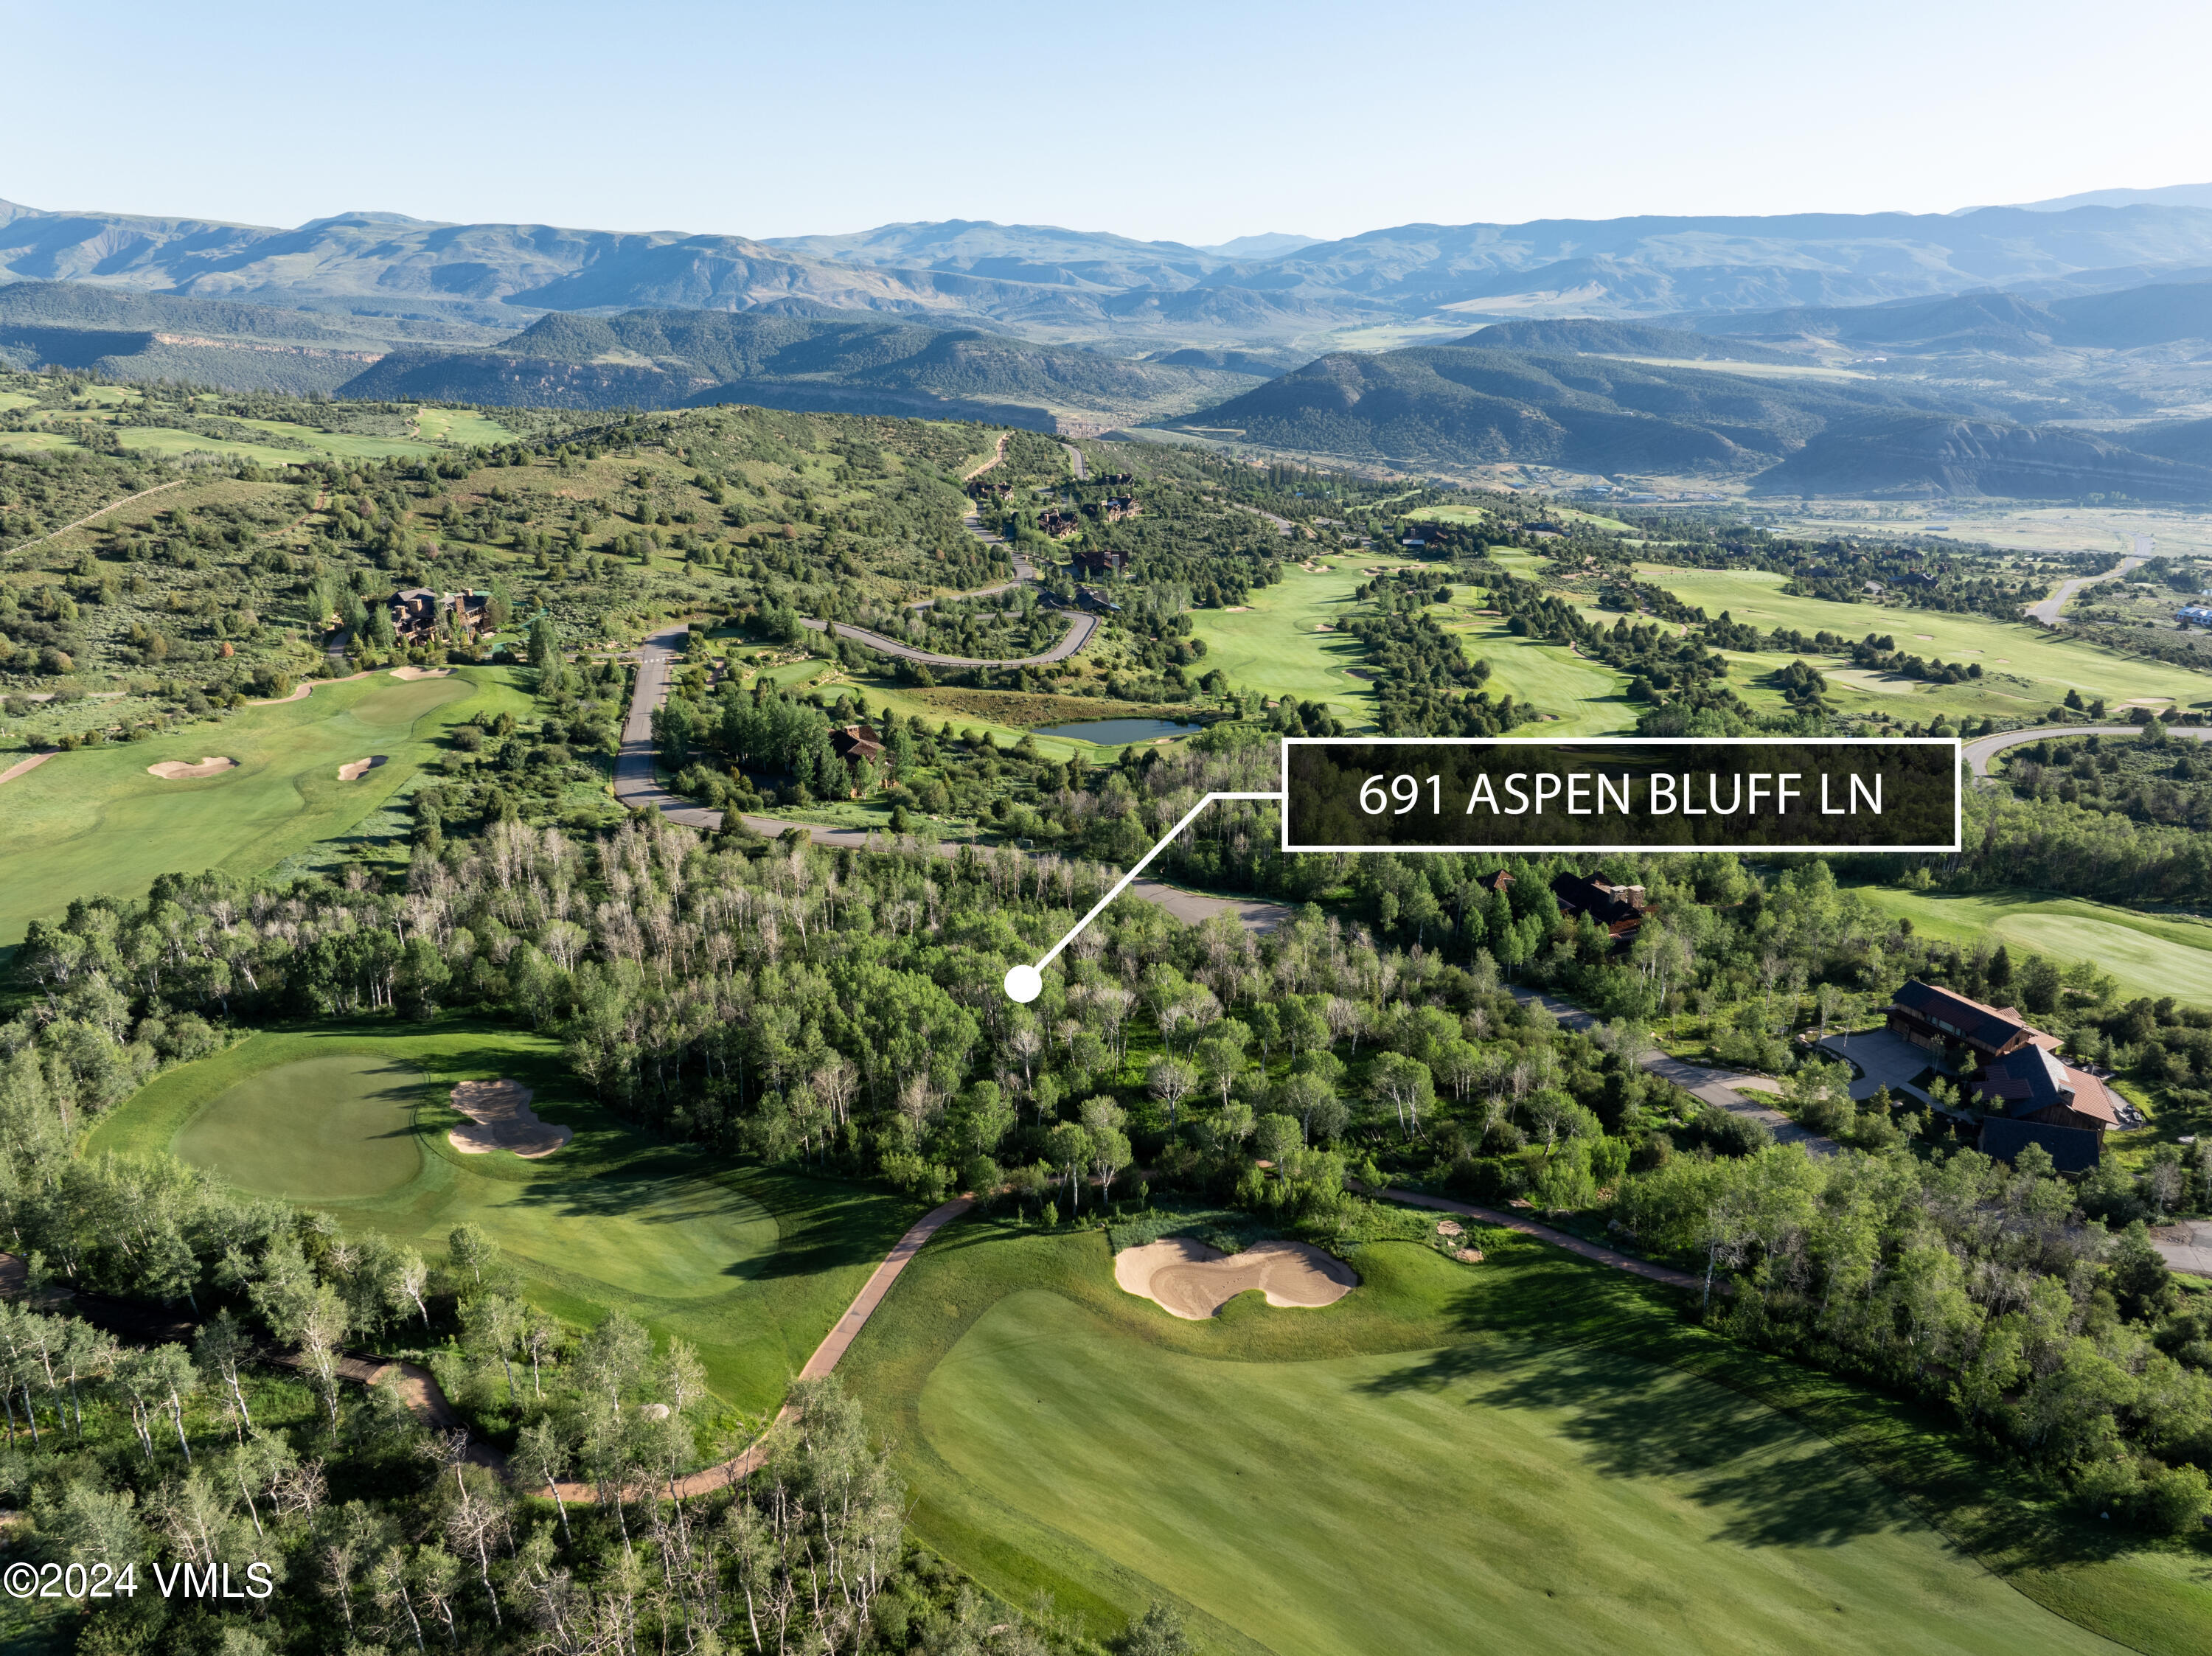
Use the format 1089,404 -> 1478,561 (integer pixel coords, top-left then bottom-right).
91,1027 -> 913,1414
922,1291 -> 2115,1656
175,1053 -> 425,1199
846,1225 -> 2202,1655
1848,886 -> 2212,1005
1189,565 -> 1376,722
0,667 -> 531,948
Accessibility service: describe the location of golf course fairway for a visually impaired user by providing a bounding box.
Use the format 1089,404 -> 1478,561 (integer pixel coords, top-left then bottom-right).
91,1025 -> 919,1414
840,1222 -> 2208,1656
0,666 -> 533,950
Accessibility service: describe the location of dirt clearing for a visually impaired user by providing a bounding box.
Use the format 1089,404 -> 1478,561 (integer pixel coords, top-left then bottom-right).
447,1079 -> 571,1158
1113,1236 -> 1357,1320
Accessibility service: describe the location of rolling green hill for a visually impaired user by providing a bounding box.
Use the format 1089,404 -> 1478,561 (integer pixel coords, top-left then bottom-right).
1169,344 -> 1928,474
0,279 -> 499,394
1170,340 -> 2212,498
338,307 -> 1266,428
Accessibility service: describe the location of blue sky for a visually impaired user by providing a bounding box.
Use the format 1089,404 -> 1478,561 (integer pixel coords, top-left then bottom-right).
7,0 -> 2211,245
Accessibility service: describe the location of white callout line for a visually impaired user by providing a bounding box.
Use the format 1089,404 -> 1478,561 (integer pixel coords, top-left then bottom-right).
1003,790 -> 1283,1002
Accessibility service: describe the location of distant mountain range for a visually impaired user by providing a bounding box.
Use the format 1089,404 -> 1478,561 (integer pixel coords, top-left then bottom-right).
1164,295 -> 2212,499
338,307 -> 1265,426
13,195 -> 2212,343
13,187 -> 2212,497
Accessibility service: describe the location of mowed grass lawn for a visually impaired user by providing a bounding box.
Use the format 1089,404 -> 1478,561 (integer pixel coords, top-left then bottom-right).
88,1026 -> 918,1416
1439,609 -> 1639,736
1192,560 -> 1638,735
229,418 -> 437,461
1848,885 -> 2212,1005
413,408 -> 517,445
843,1222 -> 2206,1656
1641,566 -> 2212,713
0,667 -> 531,948
1189,564 -> 1376,724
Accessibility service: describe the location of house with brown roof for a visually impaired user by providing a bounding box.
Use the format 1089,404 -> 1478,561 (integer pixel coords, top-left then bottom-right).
1885,980 -> 2058,1062
830,723 -> 886,765
1073,546 -> 1129,580
1474,869 -> 1514,895
1038,512 -> 1082,539
1974,1044 -> 2120,1135
1551,872 -> 1647,939
387,588 -> 491,644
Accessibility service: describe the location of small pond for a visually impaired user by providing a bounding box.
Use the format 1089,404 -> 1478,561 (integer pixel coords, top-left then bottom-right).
1035,717 -> 1204,745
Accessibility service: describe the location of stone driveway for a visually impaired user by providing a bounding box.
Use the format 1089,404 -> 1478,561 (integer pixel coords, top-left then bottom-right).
1816,1026 -> 1939,1108
2152,1222 -> 2212,1279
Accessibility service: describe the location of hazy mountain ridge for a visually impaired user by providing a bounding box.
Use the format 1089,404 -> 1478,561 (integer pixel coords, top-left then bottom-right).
1458,319 -> 1806,364
334,307 -> 1265,430
15,198 -> 2212,344
1753,415 -> 2212,501
1688,279 -> 2212,354
1175,345 -> 1945,473
0,278 -> 503,394
1164,340 -> 2212,499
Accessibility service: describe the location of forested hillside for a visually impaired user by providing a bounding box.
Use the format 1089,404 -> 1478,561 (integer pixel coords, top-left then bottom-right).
339,307 -> 1265,428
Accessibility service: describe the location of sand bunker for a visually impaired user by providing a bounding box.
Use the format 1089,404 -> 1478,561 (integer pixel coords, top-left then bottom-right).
389,667 -> 454,681
1113,1236 -> 1357,1321
447,1079 -> 571,1158
338,755 -> 388,781
147,756 -> 236,780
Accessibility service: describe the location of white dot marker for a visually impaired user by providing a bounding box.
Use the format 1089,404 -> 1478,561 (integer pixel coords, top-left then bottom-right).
1004,964 -> 1043,1003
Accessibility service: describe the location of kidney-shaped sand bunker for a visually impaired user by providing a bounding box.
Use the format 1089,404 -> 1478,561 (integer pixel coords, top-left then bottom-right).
1114,1236 -> 1357,1320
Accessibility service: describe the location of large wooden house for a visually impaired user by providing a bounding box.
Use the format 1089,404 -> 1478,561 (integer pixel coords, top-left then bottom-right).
1973,1044 -> 2120,1134
1884,980 -> 2059,1062
387,588 -> 490,644
1549,872 -> 1647,939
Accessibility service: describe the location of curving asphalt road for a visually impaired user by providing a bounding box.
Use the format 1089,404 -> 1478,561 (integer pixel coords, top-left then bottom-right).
1963,722 -> 2212,776
2024,549 -> 2148,627
801,609 -> 1097,667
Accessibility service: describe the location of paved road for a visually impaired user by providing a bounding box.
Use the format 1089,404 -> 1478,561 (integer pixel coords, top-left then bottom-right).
1512,987 -> 1839,1157
1065,442 -> 1087,481
1963,723 -> 2212,776
2153,1220 -> 2212,1280
613,625 -> 1289,935
801,609 -> 1097,667
2025,552 -> 2147,626
1234,502 -> 1295,537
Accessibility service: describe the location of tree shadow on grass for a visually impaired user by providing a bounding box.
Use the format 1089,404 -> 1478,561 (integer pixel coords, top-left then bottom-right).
1361,1290 -> 2146,1571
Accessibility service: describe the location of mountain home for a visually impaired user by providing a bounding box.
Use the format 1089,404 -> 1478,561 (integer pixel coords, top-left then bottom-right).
387,588 -> 490,645
1885,979 -> 2059,1062
1549,872 -> 1647,939
1883,978 -> 2116,1166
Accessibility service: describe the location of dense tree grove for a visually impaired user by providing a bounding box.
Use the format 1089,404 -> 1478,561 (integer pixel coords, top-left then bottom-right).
12,783 -> 2212,1559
